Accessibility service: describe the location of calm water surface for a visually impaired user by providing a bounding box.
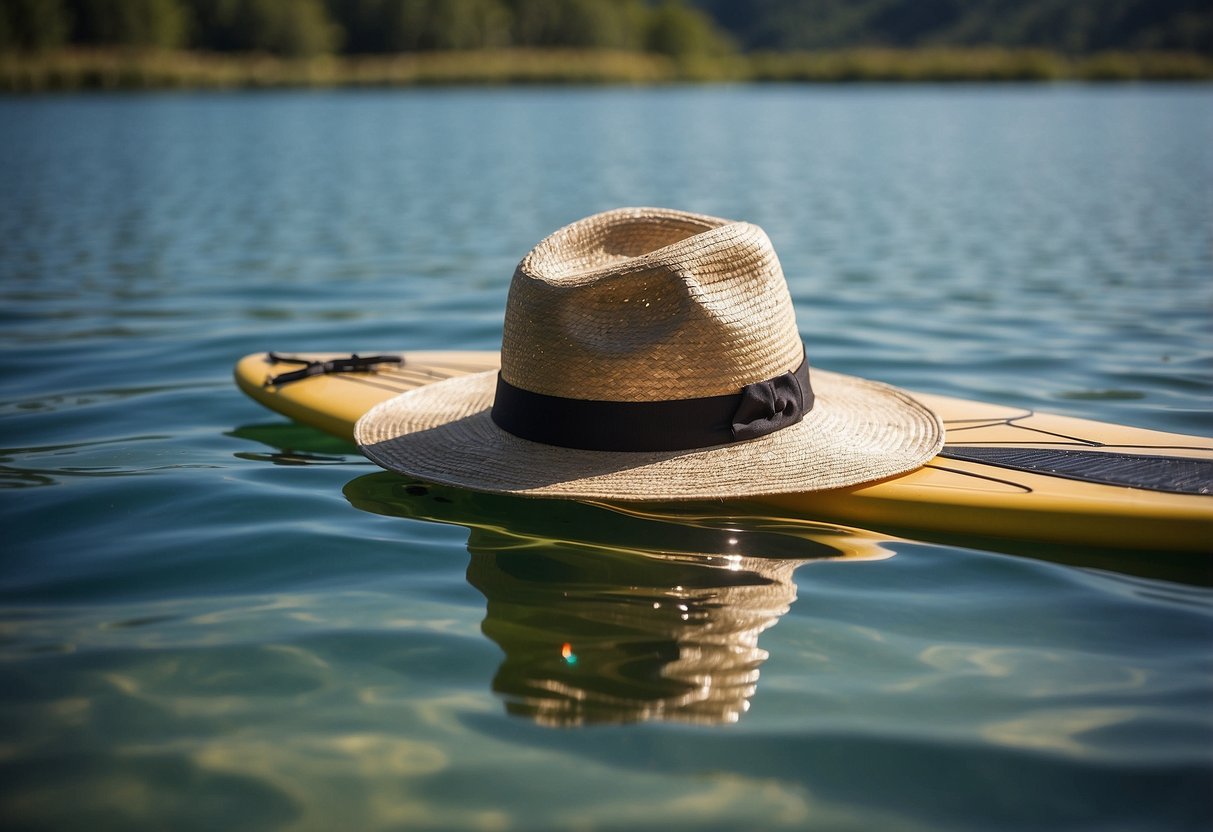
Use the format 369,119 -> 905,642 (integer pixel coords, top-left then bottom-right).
1,86 -> 1212,830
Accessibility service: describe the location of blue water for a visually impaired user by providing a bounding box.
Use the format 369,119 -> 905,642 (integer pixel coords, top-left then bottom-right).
2,86 -> 1211,831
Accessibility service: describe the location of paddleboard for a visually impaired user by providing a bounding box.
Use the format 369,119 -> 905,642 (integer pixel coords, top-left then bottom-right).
234,351 -> 1213,554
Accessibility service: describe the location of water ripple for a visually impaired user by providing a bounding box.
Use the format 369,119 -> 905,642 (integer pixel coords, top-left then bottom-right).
0,86 -> 1210,832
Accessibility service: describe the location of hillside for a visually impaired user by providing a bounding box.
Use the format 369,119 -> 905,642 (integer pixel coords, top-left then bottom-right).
693,0 -> 1213,54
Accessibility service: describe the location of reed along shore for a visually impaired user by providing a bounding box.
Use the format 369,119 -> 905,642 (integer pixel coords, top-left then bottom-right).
3,48 -> 1211,92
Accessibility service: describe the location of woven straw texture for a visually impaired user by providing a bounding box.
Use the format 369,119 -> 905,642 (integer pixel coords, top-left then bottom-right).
355,207 -> 944,500
504,207 -> 802,399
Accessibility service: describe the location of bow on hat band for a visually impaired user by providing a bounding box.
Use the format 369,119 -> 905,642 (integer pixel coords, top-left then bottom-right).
490,355 -> 814,452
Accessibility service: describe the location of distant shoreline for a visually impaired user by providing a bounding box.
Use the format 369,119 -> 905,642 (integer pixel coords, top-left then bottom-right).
3,48 -> 1211,92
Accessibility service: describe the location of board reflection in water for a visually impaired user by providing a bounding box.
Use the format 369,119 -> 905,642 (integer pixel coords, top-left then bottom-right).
344,473 -> 894,727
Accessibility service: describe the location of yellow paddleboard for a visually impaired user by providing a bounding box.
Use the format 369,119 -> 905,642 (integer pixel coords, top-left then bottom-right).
234,351 -> 1213,554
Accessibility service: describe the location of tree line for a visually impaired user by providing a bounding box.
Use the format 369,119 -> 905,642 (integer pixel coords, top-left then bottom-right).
2,0 -> 1209,58
0,0 -> 731,58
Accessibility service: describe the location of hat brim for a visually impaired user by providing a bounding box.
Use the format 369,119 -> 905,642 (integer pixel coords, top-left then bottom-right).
354,369 -> 944,501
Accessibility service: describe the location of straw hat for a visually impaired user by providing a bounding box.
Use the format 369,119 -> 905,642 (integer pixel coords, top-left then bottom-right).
355,207 -> 943,500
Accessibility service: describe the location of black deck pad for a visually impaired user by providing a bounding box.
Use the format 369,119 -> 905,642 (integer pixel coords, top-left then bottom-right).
938,447 -> 1213,495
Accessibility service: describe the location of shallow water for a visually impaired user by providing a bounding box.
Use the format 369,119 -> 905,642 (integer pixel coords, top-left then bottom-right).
1,85 -> 1212,831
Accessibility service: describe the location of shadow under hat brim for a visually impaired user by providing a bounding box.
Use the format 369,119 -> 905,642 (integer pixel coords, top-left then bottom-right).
354,368 -> 944,501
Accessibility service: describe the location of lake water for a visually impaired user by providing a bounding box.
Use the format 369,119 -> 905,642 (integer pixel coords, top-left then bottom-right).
1,85 -> 1211,831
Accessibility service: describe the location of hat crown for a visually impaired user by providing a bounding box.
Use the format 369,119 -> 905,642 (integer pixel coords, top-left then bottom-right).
501,208 -> 803,402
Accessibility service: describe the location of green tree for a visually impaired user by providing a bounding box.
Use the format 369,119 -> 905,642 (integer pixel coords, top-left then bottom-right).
323,0 -> 393,53
647,0 -> 731,57
385,0 -> 511,51
506,0 -> 648,50
0,0 -> 71,51
186,0 -> 339,56
247,0 -> 340,56
64,0 -> 188,49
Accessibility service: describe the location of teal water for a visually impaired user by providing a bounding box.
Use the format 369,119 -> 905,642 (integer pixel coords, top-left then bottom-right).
2,86 -> 1212,831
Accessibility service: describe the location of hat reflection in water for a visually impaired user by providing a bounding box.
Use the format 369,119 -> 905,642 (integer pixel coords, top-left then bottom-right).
355,207 -> 943,500
468,543 -> 803,726
344,476 -> 896,727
